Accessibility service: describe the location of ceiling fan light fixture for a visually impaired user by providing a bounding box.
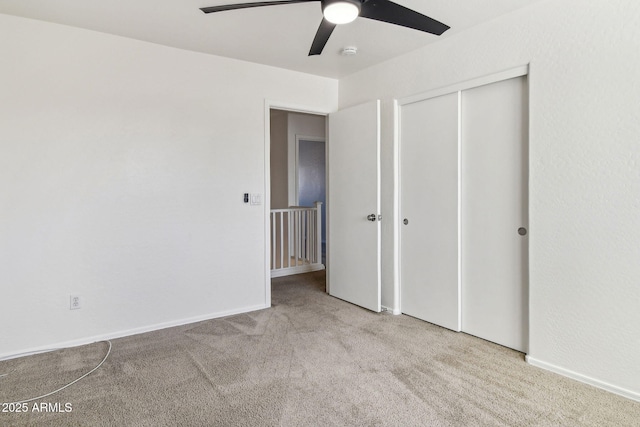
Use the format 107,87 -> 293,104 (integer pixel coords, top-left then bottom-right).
201,0 -> 450,56
322,0 -> 361,25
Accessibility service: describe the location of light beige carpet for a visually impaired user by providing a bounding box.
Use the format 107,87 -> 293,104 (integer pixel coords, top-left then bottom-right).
1,271 -> 639,426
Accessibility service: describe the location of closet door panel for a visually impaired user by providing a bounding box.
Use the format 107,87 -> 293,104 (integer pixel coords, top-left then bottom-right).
461,76 -> 529,352
400,93 -> 460,331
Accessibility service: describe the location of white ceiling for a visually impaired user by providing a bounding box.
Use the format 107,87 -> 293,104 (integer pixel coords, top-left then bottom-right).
0,0 -> 544,78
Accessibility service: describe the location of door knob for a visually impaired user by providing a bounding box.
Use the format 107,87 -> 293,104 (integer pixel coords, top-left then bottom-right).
403,219 -> 409,225
518,227 -> 527,236
367,214 -> 377,222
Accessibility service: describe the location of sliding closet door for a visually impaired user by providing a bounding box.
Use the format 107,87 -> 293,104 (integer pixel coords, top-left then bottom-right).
400,93 -> 460,331
461,76 -> 529,352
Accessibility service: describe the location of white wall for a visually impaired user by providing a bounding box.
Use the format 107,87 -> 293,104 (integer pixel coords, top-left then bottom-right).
339,0 -> 640,399
0,14 -> 337,358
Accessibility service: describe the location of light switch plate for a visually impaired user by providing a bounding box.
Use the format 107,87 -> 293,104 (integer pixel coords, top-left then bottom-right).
250,193 -> 262,205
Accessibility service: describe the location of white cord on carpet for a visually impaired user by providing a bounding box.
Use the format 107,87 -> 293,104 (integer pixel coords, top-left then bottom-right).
8,340 -> 112,404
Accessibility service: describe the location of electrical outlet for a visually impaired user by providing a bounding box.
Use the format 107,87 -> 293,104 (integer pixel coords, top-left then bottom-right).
70,295 -> 82,310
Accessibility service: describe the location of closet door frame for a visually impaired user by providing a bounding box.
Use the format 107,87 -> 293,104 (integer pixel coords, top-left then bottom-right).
395,65 -> 529,325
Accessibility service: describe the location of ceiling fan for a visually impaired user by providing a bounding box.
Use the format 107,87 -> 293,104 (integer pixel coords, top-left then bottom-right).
200,0 -> 450,56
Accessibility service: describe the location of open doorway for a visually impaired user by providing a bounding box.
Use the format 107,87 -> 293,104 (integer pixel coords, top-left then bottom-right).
269,109 -> 327,277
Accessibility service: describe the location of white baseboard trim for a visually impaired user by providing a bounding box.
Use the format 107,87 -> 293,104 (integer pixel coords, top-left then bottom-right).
270,264 -> 325,278
525,355 -> 640,402
0,303 -> 269,362
381,305 -> 401,315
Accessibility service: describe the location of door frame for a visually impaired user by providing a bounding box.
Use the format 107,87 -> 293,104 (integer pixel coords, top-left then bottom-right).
264,100 -> 331,306
395,64 -> 530,319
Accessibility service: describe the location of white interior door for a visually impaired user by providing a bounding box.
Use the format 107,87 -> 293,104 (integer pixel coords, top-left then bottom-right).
328,100 -> 381,312
461,76 -> 528,352
400,93 -> 460,331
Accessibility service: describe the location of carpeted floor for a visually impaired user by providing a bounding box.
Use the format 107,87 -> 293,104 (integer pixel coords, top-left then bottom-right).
1,271 -> 639,426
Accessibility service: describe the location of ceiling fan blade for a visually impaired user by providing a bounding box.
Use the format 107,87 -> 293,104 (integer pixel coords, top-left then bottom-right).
359,0 -> 449,35
308,18 -> 337,56
201,0 -> 318,14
